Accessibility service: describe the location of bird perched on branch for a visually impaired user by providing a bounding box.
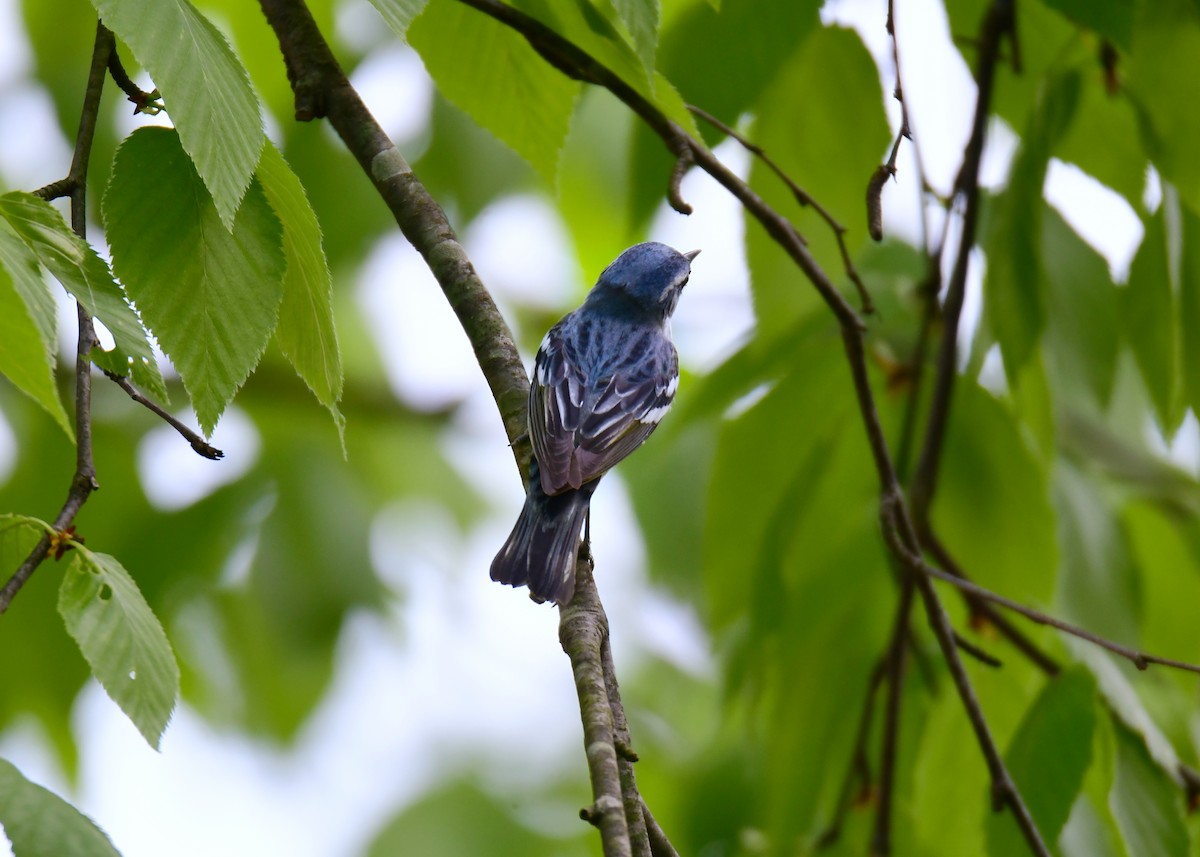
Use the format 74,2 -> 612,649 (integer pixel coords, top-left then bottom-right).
491,242 -> 700,605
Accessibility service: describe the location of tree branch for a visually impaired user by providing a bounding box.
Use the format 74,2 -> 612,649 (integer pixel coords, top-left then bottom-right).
101,370 -> 224,460
1,22 -> 112,615
561,560 -> 631,857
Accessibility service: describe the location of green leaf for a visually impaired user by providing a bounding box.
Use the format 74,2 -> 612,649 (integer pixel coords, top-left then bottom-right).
0,239 -> 71,439
605,0 -> 659,79
408,0 -> 580,187
104,127 -> 285,436
984,71 -> 1081,382
0,192 -> 165,400
931,382 -> 1058,606
1122,208 -> 1180,433
1125,0 -> 1200,212
255,141 -> 344,435
58,549 -> 179,750
986,668 -> 1097,857
366,0 -> 429,37
88,0 -> 264,228
1109,717 -> 1190,857
744,24 -> 889,338
1179,204 -> 1200,418
0,758 -> 121,857
0,223 -> 56,351
1041,0 -> 1135,49
1041,205 -> 1120,406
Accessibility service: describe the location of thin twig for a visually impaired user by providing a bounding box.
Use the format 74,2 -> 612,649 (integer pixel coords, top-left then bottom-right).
816,659 -> 887,848
106,47 -> 162,114
871,578 -> 916,857
102,370 -> 224,459
639,798 -> 680,857
1,22 -> 113,616
687,104 -> 874,315
954,631 -> 1003,668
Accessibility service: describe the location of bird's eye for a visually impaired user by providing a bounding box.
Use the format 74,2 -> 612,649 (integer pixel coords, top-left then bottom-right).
680,276 -> 689,288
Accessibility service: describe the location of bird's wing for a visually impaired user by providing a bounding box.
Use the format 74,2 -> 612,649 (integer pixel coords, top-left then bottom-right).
531,323 -> 677,495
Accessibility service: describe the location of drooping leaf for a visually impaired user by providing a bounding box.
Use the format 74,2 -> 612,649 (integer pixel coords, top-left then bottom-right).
986,668 -> 1097,857
984,71 -> 1080,382
1040,205 -> 1120,407
0,192 -> 165,400
0,758 -> 121,857
408,0 -> 580,187
0,242 -> 71,438
1121,207 -> 1180,434
104,127 -> 285,436
255,141 -> 344,436
1125,0 -> 1200,212
931,381 -> 1058,606
0,223 -> 56,351
58,549 -> 179,750
743,24 -> 889,338
1108,716 -> 1190,857
87,0 -> 264,228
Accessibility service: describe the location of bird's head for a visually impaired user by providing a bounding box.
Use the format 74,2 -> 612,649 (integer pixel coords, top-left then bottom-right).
590,242 -> 700,319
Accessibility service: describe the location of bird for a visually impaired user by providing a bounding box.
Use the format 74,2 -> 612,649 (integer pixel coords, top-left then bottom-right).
490,242 -> 700,605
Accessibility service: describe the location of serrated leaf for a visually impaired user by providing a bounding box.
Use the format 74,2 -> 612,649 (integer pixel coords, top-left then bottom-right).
88,0 -> 264,228
366,0 -> 430,37
0,223 -> 56,350
1122,208 -> 1180,433
255,141 -> 344,434
0,758 -> 121,857
986,668 -> 1097,857
0,192 -> 165,400
408,0 -> 580,186
0,242 -> 71,438
1109,717 -> 1189,857
104,127 -> 285,436
58,549 -> 179,750
605,0 -> 659,79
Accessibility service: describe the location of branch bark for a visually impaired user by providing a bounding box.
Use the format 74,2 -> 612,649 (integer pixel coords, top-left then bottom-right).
0,22 -> 112,615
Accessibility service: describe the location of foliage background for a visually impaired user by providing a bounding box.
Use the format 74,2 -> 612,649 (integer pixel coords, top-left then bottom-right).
0,0 -> 1199,855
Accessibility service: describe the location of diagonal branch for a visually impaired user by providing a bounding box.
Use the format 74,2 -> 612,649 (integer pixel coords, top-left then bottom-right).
1,22 -> 113,615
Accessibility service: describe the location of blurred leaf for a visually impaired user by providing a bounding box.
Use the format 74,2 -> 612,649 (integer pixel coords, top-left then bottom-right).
58,549 -> 180,750
1060,702 -> 1128,857
104,127 -> 285,436
931,382 -> 1058,606
255,141 -> 344,435
1179,204 -> 1200,418
1052,463 -> 1140,645
1041,205 -> 1120,407
744,24 -> 889,339
0,192 -> 165,400
1041,0 -> 1135,49
986,668 -> 1096,857
366,0 -> 429,37
0,757 -> 121,857
1109,716 -> 1190,857
408,0 -> 580,187
912,683 -> 989,855
367,780 -> 590,857
88,0 -> 264,228
1125,0 -> 1200,211
0,237 -> 71,439
1121,207 -> 1180,434
1054,73 -> 1147,208
984,71 -> 1080,382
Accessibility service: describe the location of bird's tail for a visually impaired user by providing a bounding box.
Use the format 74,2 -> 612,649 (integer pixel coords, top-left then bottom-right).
491,460 -> 597,605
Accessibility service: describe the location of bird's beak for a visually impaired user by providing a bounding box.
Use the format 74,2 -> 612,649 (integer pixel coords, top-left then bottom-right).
683,249 -> 701,262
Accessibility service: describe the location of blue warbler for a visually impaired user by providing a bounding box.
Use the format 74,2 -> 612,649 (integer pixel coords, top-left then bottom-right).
491,242 -> 699,605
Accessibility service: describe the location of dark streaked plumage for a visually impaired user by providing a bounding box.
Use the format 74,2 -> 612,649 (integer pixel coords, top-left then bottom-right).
491,242 -> 698,605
